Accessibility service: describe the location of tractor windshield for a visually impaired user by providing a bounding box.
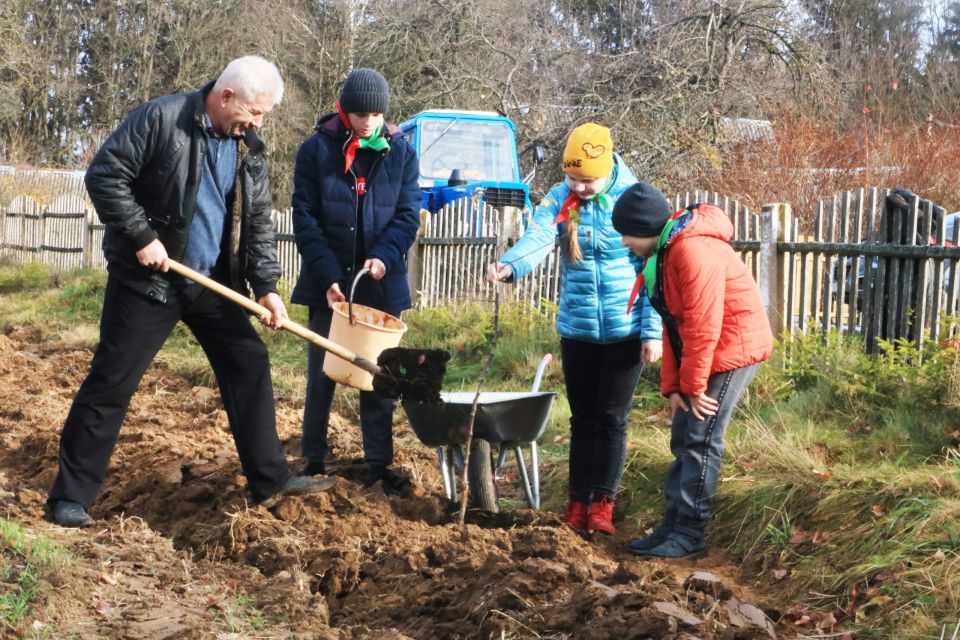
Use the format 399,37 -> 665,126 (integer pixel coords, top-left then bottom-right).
418,118 -> 516,183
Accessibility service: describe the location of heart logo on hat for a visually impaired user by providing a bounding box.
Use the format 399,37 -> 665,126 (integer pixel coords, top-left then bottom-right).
582,143 -> 606,158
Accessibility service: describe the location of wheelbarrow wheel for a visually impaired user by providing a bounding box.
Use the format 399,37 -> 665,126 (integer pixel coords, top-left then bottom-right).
468,438 -> 499,513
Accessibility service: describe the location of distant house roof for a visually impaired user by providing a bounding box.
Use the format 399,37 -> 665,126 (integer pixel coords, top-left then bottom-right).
718,118 -> 774,143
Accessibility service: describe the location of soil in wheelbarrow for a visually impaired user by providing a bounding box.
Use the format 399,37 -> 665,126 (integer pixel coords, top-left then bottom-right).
0,327 -> 789,639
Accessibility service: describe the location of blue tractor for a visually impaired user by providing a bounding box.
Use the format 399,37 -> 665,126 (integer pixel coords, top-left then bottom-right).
399,110 -> 543,219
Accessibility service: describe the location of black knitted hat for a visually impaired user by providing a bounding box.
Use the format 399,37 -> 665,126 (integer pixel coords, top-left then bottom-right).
339,68 -> 391,114
612,182 -> 673,237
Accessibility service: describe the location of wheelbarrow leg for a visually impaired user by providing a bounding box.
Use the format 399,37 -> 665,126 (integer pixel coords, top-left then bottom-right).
513,444 -> 541,510
495,446 -> 509,476
448,445 -> 461,505
437,446 -> 454,502
530,441 -> 541,510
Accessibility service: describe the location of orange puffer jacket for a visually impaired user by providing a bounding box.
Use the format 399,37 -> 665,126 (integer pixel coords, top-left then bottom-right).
653,204 -> 774,397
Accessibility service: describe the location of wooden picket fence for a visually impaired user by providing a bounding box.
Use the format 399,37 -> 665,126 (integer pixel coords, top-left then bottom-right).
3,182 -> 960,352
769,188 -> 959,351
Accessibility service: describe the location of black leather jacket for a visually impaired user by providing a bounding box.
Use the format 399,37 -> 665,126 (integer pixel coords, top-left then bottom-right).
84,82 -> 280,303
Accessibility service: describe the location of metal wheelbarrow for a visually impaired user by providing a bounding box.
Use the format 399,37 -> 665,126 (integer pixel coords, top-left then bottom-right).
402,354 -> 556,512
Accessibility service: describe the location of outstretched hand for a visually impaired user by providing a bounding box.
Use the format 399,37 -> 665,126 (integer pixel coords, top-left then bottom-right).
486,262 -> 512,283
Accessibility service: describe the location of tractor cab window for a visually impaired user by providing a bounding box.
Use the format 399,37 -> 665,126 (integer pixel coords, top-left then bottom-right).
418,119 -> 516,183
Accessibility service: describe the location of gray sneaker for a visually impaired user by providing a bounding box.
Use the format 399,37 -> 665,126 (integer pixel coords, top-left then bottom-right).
638,532 -> 708,560
627,521 -> 674,555
257,474 -> 336,508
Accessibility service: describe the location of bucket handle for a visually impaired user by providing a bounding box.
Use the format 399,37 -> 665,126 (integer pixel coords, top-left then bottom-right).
348,266 -> 371,325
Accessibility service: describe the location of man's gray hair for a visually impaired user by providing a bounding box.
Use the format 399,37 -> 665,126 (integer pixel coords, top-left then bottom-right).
214,56 -> 284,106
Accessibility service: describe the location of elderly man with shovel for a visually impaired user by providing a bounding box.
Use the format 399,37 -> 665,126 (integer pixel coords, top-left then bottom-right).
47,56 -> 335,528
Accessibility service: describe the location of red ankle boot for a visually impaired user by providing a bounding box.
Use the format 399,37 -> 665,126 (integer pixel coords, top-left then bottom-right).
587,496 -> 616,535
562,500 -> 589,532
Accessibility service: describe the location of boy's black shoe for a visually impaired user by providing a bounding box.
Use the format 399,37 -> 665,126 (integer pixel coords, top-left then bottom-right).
364,466 -> 410,497
50,500 -> 94,528
300,459 -> 327,477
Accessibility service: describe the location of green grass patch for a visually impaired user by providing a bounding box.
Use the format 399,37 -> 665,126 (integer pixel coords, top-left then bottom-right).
0,518 -> 68,629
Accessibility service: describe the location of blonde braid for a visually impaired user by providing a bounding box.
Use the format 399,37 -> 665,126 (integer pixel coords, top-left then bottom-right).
566,218 -> 583,263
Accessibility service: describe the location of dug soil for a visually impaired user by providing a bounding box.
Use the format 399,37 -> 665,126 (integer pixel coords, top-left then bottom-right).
0,327 -> 788,639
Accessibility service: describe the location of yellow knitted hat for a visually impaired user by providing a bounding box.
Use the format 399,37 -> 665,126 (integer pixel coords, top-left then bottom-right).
562,123 -> 614,179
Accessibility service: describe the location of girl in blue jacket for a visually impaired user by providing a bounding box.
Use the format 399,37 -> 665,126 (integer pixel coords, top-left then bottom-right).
291,69 -> 421,495
487,123 -> 663,535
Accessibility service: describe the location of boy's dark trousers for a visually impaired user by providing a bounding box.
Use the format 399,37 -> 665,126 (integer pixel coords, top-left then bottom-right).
301,306 -> 394,469
663,363 -> 759,540
48,276 -> 292,508
560,336 -> 644,501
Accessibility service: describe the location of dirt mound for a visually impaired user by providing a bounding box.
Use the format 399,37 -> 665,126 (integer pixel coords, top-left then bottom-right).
0,329 -> 784,638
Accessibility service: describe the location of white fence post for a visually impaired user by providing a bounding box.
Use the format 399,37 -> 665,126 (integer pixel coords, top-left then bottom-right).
759,203 -> 789,336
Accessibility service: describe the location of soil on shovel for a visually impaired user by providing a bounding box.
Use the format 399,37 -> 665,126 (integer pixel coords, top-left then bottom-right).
0,327 -> 787,639
375,347 -> 450,404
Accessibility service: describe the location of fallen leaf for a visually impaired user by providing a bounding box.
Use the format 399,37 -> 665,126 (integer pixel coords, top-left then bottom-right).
870,505 -> 885,517
92,598 -> 116,617
812,529 -> 831,545
788,530 -> 809,545
855,594 -> 892,622
783,605 -> 808,622
97,572 -> 118,586
813,611 -> 838,630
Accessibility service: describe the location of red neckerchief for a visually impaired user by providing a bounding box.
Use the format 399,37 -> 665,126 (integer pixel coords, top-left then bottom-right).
553,192 -> 582,225
627,273 -> 645,316
336,101 -> 360,174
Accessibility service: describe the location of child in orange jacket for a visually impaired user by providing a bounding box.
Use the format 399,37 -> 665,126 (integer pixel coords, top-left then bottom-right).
612,184 -> 774,559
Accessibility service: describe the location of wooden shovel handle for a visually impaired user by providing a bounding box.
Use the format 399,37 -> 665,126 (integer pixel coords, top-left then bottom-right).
166,260 -> 377,374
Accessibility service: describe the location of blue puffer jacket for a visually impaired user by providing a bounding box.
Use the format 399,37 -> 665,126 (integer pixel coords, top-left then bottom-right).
500,155 -> 662,343
290,113 -> 421,316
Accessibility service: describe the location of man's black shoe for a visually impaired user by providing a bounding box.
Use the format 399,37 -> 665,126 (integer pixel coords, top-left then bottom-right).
257,474 -> 336,508
51,500 -> 94,528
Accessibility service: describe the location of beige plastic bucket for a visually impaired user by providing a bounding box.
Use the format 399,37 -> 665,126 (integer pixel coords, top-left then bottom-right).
323,302 -> 407,391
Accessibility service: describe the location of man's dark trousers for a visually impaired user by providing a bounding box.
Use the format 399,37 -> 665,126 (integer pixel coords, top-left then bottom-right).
48,275 -> 292,508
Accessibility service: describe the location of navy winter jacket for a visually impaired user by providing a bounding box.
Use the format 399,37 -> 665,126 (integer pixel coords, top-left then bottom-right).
290,113 -> 421,315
